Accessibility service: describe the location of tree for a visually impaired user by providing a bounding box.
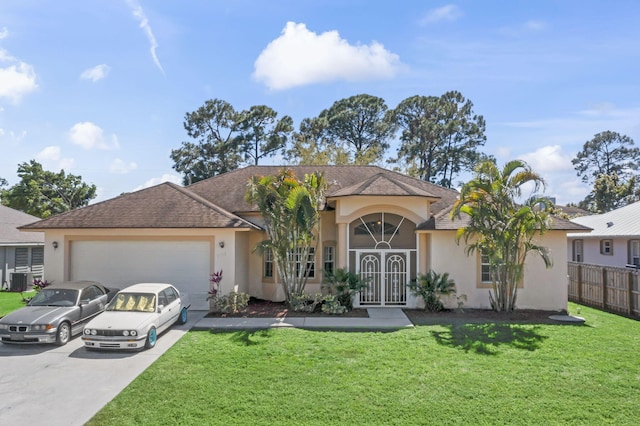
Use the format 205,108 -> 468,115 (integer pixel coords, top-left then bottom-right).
245,169 -> 327,304
572,131 -> 640,212
237,105 -> 293,165
572,131 -> 640,184
451,159 -> 553,312
170,99 -> 244,185
390,91 -> 487,188
578,173 -> 639,213
1,160 -> 97,218
319,94 -> 395,165
284,117 -> 350,165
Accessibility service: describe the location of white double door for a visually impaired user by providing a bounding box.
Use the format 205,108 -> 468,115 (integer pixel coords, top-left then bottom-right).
356,250 -> 409,306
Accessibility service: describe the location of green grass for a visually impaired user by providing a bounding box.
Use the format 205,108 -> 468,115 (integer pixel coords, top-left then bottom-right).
88,303 -> 640,425
0,290 -> 34,317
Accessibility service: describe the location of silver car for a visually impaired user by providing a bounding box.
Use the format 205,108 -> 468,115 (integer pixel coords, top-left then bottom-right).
0,281 -> 117,345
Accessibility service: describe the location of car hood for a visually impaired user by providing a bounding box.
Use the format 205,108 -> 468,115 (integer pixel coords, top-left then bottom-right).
85,311 -> 155,331
0,306 -> 75,325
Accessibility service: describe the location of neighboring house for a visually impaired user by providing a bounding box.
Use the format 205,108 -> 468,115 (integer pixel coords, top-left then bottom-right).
568,201 -> 640,269
0,205 -> 45,290
20,165 -> 587,311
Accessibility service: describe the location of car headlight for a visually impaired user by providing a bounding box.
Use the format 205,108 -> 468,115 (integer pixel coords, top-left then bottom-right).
123,330 -> 129,336
130,330 -> 137,336
84,329 -> 91,335
32,324 -> 53,331
0,324 -> 9,330
91,329 -> 97,335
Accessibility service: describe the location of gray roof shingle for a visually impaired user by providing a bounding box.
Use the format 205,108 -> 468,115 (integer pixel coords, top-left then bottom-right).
20,182 -> 259,230
0,205 -> 44,244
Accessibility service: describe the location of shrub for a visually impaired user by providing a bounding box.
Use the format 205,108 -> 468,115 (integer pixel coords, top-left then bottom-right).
289,293 -> 324,312
212,292 -> 250,314
323,268 -> 369,310
321,295 -> 347,314
408,270 -> 456,312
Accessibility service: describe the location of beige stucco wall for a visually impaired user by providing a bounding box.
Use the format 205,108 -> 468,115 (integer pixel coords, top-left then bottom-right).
427,230 -> 568,311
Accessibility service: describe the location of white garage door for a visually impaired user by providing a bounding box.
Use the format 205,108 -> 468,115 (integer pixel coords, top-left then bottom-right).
70,240 -> 211,310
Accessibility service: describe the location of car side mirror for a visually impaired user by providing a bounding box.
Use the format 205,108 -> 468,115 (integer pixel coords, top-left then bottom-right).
158,304 -> 165,312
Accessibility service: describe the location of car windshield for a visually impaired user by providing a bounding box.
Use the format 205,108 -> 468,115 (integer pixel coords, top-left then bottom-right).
107,293 -> 156,312
29,288 -> 79,307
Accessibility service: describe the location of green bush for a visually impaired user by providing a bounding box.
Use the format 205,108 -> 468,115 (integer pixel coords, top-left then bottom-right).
323,268 -> 369,310
321,294 -> 347,314
289,293 -> 324,312
212,292 -> 250,314
407,270 -> 456,312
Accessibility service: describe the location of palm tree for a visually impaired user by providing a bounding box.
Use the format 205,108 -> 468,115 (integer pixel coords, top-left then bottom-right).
451,160 -> 553,312
245,169 -> 326,304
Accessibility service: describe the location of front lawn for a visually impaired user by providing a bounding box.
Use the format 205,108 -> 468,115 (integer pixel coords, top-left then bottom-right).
0,290 -> 33,317
88,303 -> 640,425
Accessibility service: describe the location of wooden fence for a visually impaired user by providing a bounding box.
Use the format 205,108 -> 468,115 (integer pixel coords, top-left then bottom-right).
568,262 -> 640,318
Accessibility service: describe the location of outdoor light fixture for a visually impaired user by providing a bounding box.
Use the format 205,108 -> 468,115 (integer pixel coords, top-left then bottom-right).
52,241 -> 59,249
218,241 -> 225,248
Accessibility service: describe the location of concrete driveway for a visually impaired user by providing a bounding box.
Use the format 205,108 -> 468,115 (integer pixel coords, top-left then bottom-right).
0,311 -> 206,426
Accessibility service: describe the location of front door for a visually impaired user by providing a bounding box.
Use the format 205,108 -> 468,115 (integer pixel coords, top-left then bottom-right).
357,250 -> 409,306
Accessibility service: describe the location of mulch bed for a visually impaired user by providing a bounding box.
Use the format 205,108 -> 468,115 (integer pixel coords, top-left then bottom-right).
205,297 -> 564,325
205,297 -> 368,318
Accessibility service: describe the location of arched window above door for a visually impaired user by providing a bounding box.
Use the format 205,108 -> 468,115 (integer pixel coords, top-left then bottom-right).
349,213 -> 416,250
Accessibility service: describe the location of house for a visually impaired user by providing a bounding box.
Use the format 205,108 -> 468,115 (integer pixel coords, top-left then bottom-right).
0,205 -> 45,291
568,201 -> 640,268
20,165 -> 587,311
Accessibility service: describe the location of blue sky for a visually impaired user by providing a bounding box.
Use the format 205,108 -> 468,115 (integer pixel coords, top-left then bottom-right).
1,1 -> 639,205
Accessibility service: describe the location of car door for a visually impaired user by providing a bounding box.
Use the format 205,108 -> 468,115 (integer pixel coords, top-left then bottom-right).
79,285 -> 107,321
158,288 -> 180,332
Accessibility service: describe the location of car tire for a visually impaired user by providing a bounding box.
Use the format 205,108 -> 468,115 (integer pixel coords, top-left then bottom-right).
55,322 -> 71,346
177,307 -> 188,325
145,326 -> 157,349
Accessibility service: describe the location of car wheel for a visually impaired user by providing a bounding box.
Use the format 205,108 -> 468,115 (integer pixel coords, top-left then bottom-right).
56,322 -> 71,346
177,307 -> 188,325
145,326 -> 157,349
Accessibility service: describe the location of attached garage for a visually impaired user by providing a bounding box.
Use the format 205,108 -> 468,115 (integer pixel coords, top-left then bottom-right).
70,240 -> 212,310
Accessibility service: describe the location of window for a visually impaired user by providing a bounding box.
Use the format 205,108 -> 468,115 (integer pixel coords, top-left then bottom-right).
165,287 -> 178,303
481,253 -> 491,283
264,249 -> 274,278
295,247 -> 315,278
600,239 -> 613,255
323,245 -> 335,276
15,247 -> 29,273
572,239 -> 583,262
629,240 -> 640,266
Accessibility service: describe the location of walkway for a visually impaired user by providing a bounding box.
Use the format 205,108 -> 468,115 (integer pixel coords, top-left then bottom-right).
192,307 -> 414,331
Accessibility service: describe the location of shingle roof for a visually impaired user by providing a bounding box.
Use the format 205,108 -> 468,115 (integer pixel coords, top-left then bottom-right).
569,201 -> 640,238
418,205 -> 591,231
0,205 -> 44,244
20,182 -> 259,230
188,165 -> 460,217
330,173 -> 439,198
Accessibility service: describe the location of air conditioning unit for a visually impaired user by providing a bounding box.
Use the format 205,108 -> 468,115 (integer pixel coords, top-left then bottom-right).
10,272 -> 33,292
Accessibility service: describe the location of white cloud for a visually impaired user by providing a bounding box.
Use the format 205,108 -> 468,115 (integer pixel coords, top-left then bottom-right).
518,145 -> 573,173
524,20 -> 547,31
35,145 -> 75,171
125,0 -> 165,74
420,5 -> 462,25
109,158 -> 138,174
134,173 -> 182,191
0,48 -> 38,103
68,121 -> 119,150
253,22 -> 402,90
80,64 -> 111,82
0,27 -> 8,39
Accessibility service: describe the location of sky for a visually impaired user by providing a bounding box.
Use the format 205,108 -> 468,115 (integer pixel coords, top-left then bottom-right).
1,0 -> 639,206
